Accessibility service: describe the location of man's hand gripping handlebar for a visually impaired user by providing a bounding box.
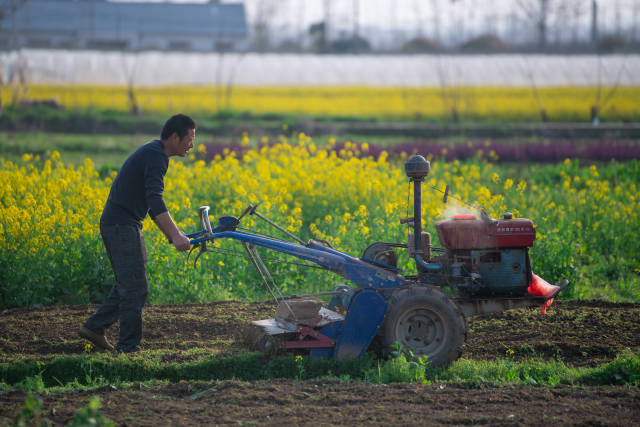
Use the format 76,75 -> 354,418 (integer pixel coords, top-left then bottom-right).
183,204 -> 256,267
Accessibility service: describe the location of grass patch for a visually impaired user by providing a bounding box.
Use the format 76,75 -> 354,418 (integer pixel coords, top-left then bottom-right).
2,350 -> 638,391
0,352 -> 374,389
0,105 -> 301,135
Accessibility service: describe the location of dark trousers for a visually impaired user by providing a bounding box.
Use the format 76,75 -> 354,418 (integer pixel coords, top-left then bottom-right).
84,223 -> 148,352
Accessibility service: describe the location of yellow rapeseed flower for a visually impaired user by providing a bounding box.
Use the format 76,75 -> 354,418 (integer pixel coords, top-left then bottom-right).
504,178 -> 513,190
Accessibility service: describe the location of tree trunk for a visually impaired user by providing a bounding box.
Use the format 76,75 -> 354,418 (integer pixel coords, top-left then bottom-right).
538,0 -> 549,50
591,0 -> 599,53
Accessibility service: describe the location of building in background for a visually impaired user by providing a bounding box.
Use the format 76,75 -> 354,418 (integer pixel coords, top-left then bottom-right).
0,0 -> 248,52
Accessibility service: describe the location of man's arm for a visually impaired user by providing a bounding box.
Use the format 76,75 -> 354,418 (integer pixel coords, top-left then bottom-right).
153,211 -> 191,252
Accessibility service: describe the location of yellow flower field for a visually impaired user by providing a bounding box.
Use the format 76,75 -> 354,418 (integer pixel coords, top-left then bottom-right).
5,85 -> 640,121
1,135 -> 638,308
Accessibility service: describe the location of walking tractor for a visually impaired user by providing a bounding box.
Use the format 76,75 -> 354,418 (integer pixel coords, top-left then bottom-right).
185,155 -> 568,366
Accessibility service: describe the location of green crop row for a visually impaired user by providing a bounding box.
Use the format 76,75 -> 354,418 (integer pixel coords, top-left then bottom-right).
7,85 -> 640,123
2,350 -> 639,391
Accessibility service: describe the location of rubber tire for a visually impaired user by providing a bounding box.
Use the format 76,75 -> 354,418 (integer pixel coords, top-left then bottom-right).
381,286 -> 466,367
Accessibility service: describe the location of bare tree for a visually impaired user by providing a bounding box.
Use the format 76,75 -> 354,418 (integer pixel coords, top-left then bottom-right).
567,1 -> 587,44
591,0 -> 598,51
590,56 -> 627,125
214,36 -> 226,111
120,52 -> 139,115
252,0 -> 279,52
550,0 -> 571,44
308,0 -> 331,53
352,0 -> 359,40
516,0 -> 551,49
516,0 -> 582,49
633,0 -> 639,43
0,0 -> 28,114
519,57 -> 548,122
430,0 -> 441,44
213,0 -> 255,111
223,53 -> 247,110
614,0 -> 621,36
435,58 -> 465,123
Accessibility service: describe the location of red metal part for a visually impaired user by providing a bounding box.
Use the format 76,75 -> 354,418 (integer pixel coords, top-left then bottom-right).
281,326 -> 336,349
435,216 -> 536,249
528,273 -> 561,315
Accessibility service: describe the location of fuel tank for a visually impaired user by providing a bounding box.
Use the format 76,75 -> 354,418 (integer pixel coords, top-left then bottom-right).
435,214 -> 536,250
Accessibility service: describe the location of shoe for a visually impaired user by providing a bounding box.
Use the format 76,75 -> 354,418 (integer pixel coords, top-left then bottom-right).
79,326 -> 115,352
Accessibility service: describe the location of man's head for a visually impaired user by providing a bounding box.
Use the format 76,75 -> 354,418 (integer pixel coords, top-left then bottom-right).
161,114 -> 196,157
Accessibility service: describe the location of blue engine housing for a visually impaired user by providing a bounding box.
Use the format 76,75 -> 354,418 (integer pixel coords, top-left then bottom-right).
472,248 -> 531,296
444,248 -> 532,297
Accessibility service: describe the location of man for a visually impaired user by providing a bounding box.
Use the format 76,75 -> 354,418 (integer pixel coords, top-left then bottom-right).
79,114 -> 195,353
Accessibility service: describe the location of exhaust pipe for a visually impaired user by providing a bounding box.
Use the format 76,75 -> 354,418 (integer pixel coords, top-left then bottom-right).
404,155 -> 430,261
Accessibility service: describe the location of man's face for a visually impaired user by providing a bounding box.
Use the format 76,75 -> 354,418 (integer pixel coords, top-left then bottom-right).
175,128 -> 195,157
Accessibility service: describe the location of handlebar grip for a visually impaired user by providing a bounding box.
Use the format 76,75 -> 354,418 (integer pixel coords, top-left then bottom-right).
400,217 -> 414,224
199,205 -> 212,234
240,205 -> 253,217
236,204 -> 253,222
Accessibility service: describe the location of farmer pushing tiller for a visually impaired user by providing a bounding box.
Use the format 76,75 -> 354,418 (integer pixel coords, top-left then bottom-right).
79,114 -> 196,354
185,155 -> 568,366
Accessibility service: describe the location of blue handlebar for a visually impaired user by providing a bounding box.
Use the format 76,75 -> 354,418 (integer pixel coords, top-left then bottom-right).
188,207 -> 407,290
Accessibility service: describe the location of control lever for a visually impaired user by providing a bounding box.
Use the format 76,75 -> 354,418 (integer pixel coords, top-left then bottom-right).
400,217 -> 415,228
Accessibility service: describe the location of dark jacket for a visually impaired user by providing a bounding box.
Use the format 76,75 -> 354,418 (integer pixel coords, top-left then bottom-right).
101,139 -> 169,228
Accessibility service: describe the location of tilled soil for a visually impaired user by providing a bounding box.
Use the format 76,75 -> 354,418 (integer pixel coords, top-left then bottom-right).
1,299 -> 639,425
1,300 -> 638,366
1,380 -> 639,426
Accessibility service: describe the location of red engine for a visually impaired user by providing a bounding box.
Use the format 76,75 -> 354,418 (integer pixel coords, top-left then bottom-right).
435,214 -> 536,250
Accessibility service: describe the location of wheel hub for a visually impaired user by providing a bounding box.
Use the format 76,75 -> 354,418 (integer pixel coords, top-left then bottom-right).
396,309 -> 445,355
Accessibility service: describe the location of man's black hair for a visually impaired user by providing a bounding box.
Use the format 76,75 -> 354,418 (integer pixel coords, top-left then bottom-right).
161,114 -> 196,140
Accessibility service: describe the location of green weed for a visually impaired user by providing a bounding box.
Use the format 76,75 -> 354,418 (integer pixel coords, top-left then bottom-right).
578,351 -> 640,385
67,396 -> 114,427
365,354 -> 429,384
11,393 -> 45,427
294,355 -> 306,380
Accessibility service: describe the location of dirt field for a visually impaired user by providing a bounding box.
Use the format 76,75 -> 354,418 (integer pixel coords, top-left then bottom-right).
1,300 -> 639,425
2,380 -> 638,426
